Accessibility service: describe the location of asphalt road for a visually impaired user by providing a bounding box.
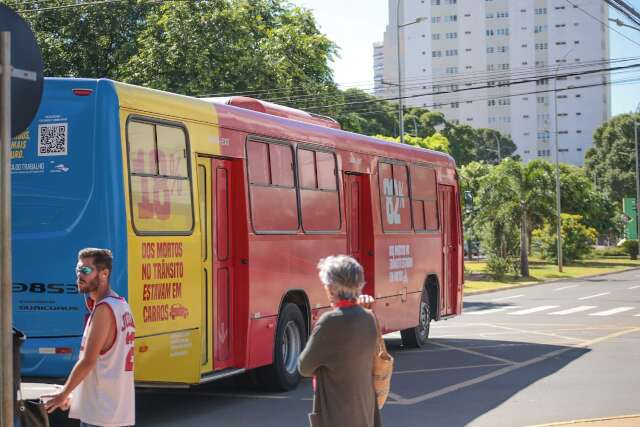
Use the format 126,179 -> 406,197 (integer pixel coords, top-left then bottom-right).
123,269 -> 640,426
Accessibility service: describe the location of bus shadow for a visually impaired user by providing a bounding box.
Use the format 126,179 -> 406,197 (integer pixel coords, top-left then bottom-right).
463,301 -> 517,312
382,337 -> 590,426
127,336 -> 591,427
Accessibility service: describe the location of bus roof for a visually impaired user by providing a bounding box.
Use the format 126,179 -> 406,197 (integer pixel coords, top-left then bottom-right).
99,78 -> 457,170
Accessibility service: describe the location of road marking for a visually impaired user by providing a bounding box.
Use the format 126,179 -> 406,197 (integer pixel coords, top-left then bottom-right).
491,294 -> 524,302
430,341 -> 516,364
549,306 -> 596,315
508,305 -> 559,315
394,362 -> 509,375
629,285 -> 640,290
553,285 -> 578,292
389,327 -> 640,406
589,307 -> 635,316
467,306 -> 520,315
578,292 -> 610,300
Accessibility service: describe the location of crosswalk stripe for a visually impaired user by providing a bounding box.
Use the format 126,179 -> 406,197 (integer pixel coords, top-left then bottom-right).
467,306 -> 520,315
553,285 -> 578,292
491,294 -> 523,302
549,306 -> 596,315
629,285 -> 640,290
508,305 -> 559,315
578,292 -> 610,300
589,307 -> 635,316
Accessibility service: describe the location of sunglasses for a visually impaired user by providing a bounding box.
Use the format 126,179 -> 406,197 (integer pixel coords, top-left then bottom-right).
76,266 -> 95,275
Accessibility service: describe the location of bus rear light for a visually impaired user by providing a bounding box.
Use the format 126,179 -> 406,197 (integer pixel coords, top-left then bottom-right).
55,347 -> 72,354
72,88 -> 93,96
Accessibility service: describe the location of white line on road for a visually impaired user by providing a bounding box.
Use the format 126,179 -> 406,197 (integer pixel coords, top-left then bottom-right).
549,306 -> 597,315
508,305 -> 559,315
578,292 -> 610,300
389,327 -> 640,406
491,294 -> 524,302
589,307 -> 635,316
629,285 -> 640,290
467,306 -> 520,315
394,362 -> 509,376
553,285 -> 578,292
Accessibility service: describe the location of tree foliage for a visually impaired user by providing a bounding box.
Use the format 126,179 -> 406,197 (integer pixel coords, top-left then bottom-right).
585,113 -> 640,204
532,214 -> 597,263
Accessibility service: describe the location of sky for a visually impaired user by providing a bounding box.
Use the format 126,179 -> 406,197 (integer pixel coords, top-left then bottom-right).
291,0 -> 640,116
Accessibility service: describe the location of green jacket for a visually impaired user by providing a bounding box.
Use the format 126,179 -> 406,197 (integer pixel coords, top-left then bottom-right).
298,305 -> 382,427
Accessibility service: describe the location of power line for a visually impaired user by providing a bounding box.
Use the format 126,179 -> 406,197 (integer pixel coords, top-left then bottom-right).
566,0 -> 640,48
301,62 -> 640,111
334,74 -> 640,118
266,58 -> 633,106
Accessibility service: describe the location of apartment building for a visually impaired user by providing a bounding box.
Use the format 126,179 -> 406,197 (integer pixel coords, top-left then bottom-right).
375,0 -> 611,165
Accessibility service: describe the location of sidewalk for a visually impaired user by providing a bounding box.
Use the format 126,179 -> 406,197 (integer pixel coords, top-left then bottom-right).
529,415 -> 640,427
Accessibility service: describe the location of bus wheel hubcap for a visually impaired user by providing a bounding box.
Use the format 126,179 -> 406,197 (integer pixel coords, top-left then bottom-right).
282,321 -> 301,375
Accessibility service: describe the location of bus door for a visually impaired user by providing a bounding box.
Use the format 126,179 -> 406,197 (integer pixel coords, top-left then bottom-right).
344,173 -> 375,297
438,185 -> 457,315
197,156 -> 235,371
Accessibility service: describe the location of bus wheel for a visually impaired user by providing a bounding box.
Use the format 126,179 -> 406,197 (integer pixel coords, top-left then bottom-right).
261,303 -> 306,391
400,291 -> 430,348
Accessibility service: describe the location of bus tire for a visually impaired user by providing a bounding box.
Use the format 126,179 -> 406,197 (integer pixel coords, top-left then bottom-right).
400,291 -> 430,348
261,303 -> 307,391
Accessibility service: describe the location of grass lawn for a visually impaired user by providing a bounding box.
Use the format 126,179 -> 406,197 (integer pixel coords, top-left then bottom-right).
464,256 -> 640,293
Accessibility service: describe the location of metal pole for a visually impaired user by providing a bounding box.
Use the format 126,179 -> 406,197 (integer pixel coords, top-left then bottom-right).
634,117 -> 639,241
495,134 -> 502,162
396,0 -> 404,145
553,71 -> 564,272
0,31 -> 14,427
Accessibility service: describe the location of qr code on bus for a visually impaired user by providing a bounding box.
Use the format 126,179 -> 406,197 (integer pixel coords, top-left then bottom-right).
38,123 -> 68,156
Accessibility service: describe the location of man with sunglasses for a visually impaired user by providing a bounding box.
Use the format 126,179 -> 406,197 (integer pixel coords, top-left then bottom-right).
44,248 -> 135,427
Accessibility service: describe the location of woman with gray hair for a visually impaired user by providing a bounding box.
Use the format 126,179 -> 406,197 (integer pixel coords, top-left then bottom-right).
298,255 -> 382,427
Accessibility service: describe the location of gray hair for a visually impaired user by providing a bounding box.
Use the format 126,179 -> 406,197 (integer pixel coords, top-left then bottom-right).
317,255 -> 365,301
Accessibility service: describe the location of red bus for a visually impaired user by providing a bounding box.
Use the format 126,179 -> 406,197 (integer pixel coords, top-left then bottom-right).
13,79 -> 463,390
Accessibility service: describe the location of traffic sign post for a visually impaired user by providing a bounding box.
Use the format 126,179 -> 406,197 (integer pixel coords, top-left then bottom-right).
0,5 -> 44,426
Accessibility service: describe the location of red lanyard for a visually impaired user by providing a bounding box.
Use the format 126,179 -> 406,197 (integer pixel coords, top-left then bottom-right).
334,300 -> 357,308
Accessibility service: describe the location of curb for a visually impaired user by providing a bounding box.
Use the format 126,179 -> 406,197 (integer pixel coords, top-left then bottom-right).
527,414 -> 640,426
465,266 -> 640,296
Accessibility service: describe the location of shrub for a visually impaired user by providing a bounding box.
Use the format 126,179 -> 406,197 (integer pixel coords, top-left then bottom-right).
592,247 -> 627,257
532,214 -> 597,263
485,255 -> 519,280
621,240 -> 639,260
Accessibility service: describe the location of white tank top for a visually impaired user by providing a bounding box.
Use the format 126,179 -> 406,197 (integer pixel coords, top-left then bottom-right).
69,294 -> 136,426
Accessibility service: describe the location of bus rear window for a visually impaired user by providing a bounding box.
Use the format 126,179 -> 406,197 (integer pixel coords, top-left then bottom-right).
127,118 -> 193,234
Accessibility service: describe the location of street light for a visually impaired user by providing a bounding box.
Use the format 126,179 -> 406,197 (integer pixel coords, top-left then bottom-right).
396,0 -> 427,145
553,47 -> 575,272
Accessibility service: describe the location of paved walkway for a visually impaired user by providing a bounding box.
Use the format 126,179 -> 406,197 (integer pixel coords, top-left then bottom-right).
529,415 -> 640,427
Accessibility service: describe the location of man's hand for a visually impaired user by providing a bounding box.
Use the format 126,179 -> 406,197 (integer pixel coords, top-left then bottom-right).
42,392 -> 71,413
358,294 -> 375,310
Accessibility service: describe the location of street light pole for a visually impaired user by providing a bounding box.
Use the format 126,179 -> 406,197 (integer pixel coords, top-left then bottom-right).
396,0 -> 404,145
395,0 -> 426,145
634,102 -> 639,240
494,134 -> 502,162
552,48 -> 574,272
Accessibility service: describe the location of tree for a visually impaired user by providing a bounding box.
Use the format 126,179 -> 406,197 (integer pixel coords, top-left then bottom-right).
533,214 -> 597,263
374,133 -> 450,154
476,159 -> 555,277
459,161 -> 492,260
474,128 -> 518,164
12,0 -> 337,98
585,113 -> 640,204
559,164 -> 617,236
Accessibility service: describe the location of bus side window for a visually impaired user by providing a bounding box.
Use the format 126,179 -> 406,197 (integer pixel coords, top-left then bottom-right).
297,148 -> 340,233
246,139 -> 298,233
411,166 -> 438,232
378,162 -> 411,232
127,119 -> 193,234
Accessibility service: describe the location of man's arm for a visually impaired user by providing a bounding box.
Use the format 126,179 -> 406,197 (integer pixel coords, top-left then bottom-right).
44,304 -> 115,412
